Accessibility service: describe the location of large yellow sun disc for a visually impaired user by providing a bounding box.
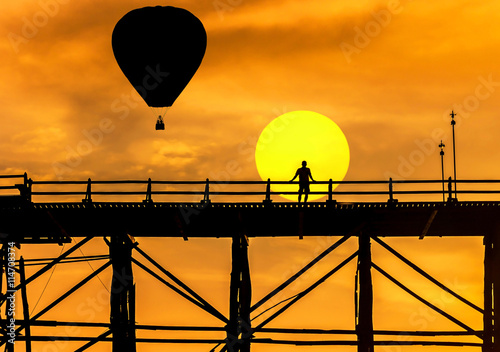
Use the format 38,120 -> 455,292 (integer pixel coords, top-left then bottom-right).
255,111 -> 350,201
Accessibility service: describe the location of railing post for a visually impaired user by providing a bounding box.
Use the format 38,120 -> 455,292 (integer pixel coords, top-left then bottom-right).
15,172 -> 32,203
143,178 -> 153,204
83,178 -> 92,203
326,179 -> 336,206
202,178 -> 211,204
388,178 -> 397,204
27,178 -> 32,203
263,178 -> 272,205
447,176 -> 456,202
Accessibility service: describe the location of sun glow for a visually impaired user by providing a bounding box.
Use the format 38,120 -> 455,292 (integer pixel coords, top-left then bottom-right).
255,111 -> 350,201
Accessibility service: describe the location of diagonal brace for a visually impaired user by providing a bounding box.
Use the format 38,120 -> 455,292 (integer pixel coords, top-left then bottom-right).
133,245 -> 226,323
11,236 -> 93,292
253,251 -> 358,332
29,261 -> 111,324
251,234 -> 352,313
372,262 -> 481,338
131,258 -> 228,324
1,260 -> 111,348
372,236 -> 483,313
75,329 -> 113,352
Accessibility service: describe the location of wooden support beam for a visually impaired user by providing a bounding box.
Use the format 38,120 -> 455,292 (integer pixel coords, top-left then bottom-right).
19,258 -> 31,352
12,236 -> 93,292
133,245 -> 227,323
3,260 -> 112,349
0,247 -> 3,301
74,330 -> 113,352
251,234 -> 353,313
373,236 -> 482,313
483,234 -> 493,352
130,283 -> 136,341
372,262 -> 479,336
227,235 -> 241,352
109,235 -> 136,352
240,236 -> 252,352
226,235 -> 252,352
493,230 -> 500,351
31,262 -> 111,322
253,252 -> 358,334
357,233 -> 374,352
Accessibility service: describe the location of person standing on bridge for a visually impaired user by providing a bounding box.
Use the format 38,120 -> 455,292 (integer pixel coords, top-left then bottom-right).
290,161 -> 316,203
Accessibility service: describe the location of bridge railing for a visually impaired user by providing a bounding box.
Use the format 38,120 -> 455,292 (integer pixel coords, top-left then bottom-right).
3,173 -> 500,203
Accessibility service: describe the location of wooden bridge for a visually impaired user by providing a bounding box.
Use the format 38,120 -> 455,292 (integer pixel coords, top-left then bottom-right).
0,173 -> 499,351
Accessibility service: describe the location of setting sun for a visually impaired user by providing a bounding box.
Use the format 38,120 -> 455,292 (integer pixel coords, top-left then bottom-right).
255,111 -> 350,201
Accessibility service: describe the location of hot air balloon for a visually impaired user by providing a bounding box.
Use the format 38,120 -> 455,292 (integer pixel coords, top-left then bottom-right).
112,6 -> 207,130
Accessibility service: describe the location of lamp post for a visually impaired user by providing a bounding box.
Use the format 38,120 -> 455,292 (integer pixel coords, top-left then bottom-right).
450,111 -> 457,200
439,141 -> 445,202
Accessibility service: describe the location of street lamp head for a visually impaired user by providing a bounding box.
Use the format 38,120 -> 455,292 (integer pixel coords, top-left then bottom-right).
450,110 -> 457,125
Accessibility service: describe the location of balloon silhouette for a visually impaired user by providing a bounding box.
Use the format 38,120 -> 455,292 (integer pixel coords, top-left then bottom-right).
112,6 -> 207,129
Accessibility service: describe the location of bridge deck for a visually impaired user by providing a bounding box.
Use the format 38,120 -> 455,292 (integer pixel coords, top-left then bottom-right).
2,174 -> 500,242
1,200 -> 498,242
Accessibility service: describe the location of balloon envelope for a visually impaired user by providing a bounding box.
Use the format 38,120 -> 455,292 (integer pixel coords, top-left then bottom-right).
112,6 -> 207,108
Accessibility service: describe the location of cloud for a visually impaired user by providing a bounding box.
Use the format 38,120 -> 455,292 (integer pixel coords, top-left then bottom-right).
128,138 -> 200,169
12,126 -> 66,153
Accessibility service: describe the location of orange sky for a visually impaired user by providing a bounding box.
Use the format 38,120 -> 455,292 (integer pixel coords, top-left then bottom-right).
1,0 -> 499,351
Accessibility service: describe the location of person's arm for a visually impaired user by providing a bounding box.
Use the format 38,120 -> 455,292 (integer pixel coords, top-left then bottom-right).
290,170 -> 299,182
308,169 -> 316,182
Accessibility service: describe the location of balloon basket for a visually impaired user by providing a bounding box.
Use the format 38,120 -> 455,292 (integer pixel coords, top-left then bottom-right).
156,116 -> 165,130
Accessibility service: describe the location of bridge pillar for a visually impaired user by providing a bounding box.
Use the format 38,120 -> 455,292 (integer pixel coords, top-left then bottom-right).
109,235 -> 136,352
227,235 -> 252,352
484,234 -> 493,351
357,233 -> 374,352
484,231 -> 500,352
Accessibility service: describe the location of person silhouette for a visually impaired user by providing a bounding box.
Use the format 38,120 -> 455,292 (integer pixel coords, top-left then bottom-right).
290,161 -> 316,202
